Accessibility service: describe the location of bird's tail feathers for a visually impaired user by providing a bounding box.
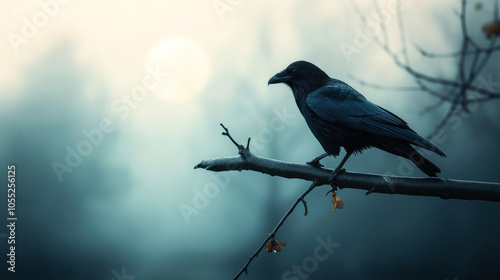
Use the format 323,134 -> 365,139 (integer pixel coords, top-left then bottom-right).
408,149 -> 441,177
411,135 -> 446,157
376,140 -> 442,177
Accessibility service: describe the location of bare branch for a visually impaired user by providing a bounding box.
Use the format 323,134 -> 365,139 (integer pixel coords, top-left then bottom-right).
221,123 -> 245,151
196,153 -> 500,202
347,75 -> 421,91
458,0 -> 469,87
373,0 -> 389,45
197,126 -> 500,279
413,43 -> 474,58
472,36 -> 498,78
396,0 -> 409,64
231,180 -> 320,280
426,98 -> 461,138
348,74 -> 455,101
420,99 -> 446,115
349,0 -> 500,136
300,198 -> 308,216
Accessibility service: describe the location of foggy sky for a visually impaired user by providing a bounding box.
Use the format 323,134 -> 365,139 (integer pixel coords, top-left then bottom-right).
1,1 -> 500,279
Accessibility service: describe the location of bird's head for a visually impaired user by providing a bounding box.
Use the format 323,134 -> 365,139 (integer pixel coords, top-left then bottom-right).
268,60 -> 330,91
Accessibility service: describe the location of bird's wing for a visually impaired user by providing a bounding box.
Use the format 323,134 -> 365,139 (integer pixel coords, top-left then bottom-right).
306,81 -> 443,154
306,82 -> 407,128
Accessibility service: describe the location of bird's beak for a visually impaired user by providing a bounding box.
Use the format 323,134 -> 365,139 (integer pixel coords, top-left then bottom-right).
268,72 -> 291,85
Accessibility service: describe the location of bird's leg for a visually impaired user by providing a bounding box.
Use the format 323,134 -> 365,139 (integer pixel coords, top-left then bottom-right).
328,151 -> 352,188
307,152 -> 331,168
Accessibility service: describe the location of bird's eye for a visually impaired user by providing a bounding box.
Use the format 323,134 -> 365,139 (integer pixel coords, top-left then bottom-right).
291,68 -> 298,74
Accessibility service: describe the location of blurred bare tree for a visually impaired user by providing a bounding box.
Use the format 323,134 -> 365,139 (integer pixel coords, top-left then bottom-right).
349,0 -> 500,138
198,2 -> 500,279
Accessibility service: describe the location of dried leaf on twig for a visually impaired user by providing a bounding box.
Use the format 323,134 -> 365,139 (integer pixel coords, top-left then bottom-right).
332,192 -> 344,213
265,237 -> 286,253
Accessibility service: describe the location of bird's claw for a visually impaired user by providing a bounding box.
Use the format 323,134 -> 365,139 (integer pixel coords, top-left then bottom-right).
306,160 -> 324,168
325,187 -> 336,196
328,168 -> 345,187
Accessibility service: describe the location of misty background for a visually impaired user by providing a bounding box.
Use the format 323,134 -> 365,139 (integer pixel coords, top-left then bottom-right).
1,0 -> 499,279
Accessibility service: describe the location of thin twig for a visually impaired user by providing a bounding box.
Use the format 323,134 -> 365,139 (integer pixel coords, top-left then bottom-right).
458,0 -> 469,88
232,181 -> 320,280
196,125 -> 500,279
396,0 -> 409,65
301,198 -> 308,216
221,123 -> 243,150
348,0 -> 500,135
427,97 -> 460,139
420,99 -> 446,115
472,36 -> 498,79
347,75 -> 421,91
220,123 -> 251,159
373,0 -> 389,45
411,42 -> 500,58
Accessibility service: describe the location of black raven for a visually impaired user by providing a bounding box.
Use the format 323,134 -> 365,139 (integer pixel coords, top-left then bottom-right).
268,61 -> 445,182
